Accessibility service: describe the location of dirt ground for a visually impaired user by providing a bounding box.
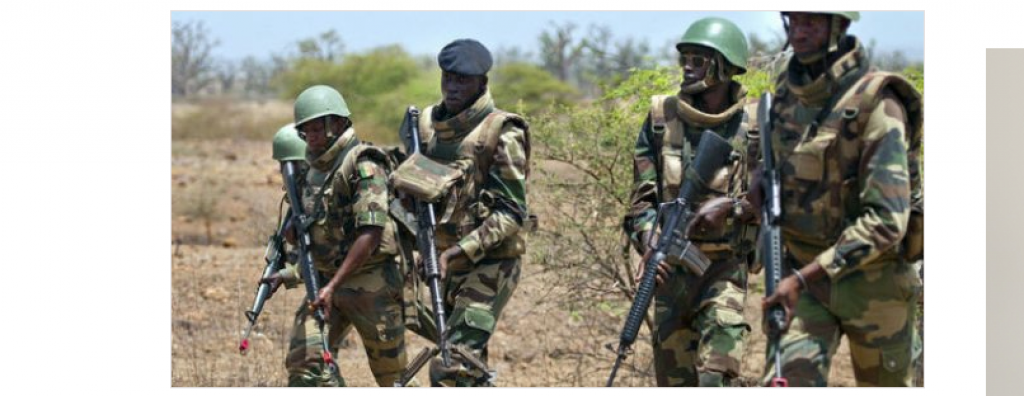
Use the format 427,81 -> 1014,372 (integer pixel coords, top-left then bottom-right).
172,138 -> 867,387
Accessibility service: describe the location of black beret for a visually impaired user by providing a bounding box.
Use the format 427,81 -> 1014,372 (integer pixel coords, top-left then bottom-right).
437,39 -> 493,76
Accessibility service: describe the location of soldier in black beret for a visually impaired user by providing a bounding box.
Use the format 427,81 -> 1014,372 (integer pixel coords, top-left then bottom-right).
398,38 -> 532,386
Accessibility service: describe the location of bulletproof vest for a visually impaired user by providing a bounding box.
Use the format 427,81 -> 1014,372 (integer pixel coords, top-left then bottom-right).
303,142 -> 398,273
770,71 -> 923,263
418,105 -> 530,258
649,93 -> 756,255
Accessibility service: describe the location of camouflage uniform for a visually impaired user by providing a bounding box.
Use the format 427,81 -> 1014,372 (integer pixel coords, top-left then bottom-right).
624,80 -> 758,386
285,128 -> 410,387
760,35 -> 923,387
414,89 -> 530,387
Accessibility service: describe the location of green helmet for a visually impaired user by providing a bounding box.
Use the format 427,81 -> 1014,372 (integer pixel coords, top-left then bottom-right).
272,123 -> 307,162
676,17 -> 749,74
293,85 -> 351,128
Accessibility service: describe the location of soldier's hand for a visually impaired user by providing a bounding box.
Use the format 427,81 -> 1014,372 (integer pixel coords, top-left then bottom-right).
313,285 -> 335,322
438,246 -> 465,281
635,250 -> 671,288
686,197 -> 734,237
283,222 -> 297,245
761,275 -> 802,331
260,272 -> 285,295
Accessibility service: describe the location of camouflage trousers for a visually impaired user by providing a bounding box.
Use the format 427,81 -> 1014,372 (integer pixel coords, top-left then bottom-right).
286,259 -> 408,387
762,258 -> 922,387
653,256 -> 750,387
428,256 -> 521,387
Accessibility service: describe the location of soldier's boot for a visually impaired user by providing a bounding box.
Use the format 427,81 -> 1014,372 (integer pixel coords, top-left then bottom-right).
698,370 -> 728,387
428,346 -> 495,387
287,367 -> 344,387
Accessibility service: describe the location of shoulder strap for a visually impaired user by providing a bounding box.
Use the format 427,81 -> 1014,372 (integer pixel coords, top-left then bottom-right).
851,72 -> 923,145
650,94 -> 671,131
307,141 -> 356,222
419,105 -> 437,153
475,110 -> 530,183
842,71 -> 924,197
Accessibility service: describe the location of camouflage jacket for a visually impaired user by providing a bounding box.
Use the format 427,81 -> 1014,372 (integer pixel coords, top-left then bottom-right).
624,81 -> 757,259
419,90 -> 530,264
299,128 -> 398,274
769,36 -> 912,281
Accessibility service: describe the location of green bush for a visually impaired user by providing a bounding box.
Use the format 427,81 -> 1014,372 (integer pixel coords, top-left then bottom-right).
490,62 -> 579,118
734,68 -> 775,98
273,45 -> 437,146
902,65 -> 924,94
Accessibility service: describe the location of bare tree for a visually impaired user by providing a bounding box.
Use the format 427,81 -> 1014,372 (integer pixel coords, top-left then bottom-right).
864,38 -> 914,72
539,21 -> 588,83
239,56 -> 275,99
494,45 -> 534,67
610,38 -> 653,76
576,25 -> 654,96
215,59 -> 237,94
748,32 -> 786,58
295,29 -> 345,62
172,20 -> 219,98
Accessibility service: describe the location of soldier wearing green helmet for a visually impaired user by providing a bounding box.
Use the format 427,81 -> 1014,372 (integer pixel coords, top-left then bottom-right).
754,12 -> 924,386
275,85 -> 413,387
622,16 -> 759,387
259,124 -> 309,294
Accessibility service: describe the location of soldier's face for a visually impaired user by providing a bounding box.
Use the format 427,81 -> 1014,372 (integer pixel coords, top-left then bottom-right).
785,13 -> 831,56
442,71 -> 485,114
679,47 -> 714,85
299,116 -> 345,153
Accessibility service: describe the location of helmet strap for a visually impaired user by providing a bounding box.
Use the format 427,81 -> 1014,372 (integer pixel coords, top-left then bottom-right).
681,55 -> 723,94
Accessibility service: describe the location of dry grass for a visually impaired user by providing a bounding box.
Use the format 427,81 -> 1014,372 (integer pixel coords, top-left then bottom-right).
172,97 -> 292,141
172,96 -> 403,147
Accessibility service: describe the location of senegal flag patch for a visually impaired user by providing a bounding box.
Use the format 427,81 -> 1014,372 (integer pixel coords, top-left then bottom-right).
357,162 -> 375,179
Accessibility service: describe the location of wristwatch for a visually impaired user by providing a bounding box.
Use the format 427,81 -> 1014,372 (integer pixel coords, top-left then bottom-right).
732,198 -> 744,218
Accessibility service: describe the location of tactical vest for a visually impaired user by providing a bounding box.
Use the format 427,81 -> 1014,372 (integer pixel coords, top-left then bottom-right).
771,71 -> 923,263
649,94 -> 756,256
418,106 -> 531,258
304,142 -> 398,273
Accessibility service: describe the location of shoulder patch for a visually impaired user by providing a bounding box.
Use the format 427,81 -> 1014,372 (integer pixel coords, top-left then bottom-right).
357,162 -> 376,179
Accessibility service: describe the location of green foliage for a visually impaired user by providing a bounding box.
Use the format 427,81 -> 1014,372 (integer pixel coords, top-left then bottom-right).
530,66 -> 675,321
602,66 -> 676,114
271,58 -> 344,99
902,65 -> 924,94
734,68 -> 775,98
273,45 -> 438,145
335,45 -> 420,101
490,62 -> 579,118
